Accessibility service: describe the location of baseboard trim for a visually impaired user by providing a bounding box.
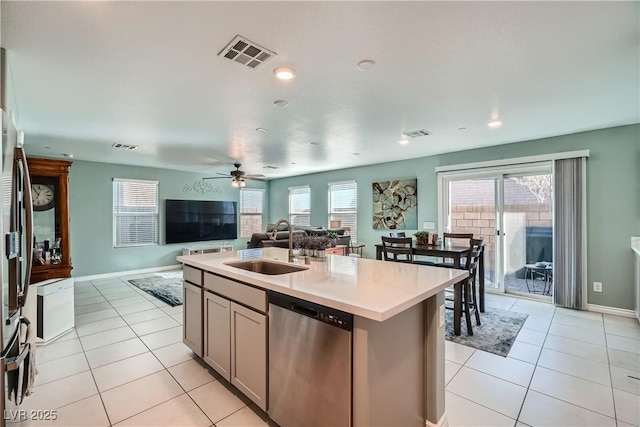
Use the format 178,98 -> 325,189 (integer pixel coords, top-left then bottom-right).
588,304 -> 636,318
425,411 -> 448,427
73,264 -> 182,282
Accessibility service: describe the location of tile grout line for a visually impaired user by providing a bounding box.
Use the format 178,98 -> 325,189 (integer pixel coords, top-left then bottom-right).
512,297 -> 555,425
99,272 -> 220,427
85,274 -> 206,426
603,318 -> 620,425
72,283 -> 115,427
519,309 -> 619,423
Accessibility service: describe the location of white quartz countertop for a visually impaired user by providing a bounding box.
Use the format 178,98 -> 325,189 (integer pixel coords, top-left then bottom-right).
177,247 -> 468,322
633,237 -> 640,256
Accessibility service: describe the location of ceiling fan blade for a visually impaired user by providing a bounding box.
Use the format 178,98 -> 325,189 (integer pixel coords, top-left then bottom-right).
245,176 -> 267,181
202,176 -> 230,180
216,172 -> 231,176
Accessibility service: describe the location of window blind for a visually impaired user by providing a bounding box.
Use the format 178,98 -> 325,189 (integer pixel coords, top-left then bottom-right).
289,186 -> 311,226
240,188 -> 264,237
113,178 -> 159,247
328,181 -> 357,242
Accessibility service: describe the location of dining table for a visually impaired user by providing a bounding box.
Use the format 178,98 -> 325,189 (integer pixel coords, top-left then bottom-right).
375,242 -> 486,314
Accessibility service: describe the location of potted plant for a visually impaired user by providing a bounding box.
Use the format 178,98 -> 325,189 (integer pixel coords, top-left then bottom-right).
292,233 -> 308,256
326,231 -> 339,247
414,231 -> 430,246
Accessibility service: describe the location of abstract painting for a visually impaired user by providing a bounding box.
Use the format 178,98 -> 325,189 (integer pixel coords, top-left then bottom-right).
372,178 -> 417,230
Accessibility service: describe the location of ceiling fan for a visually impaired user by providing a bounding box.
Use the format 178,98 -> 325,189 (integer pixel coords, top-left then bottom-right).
203,163 -> 266,187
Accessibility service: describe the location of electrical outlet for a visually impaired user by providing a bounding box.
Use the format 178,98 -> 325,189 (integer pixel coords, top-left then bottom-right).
594,281 -> 603,292
439,304 -> 445,328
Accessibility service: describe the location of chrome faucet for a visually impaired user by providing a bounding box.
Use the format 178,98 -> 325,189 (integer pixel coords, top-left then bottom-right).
270,219 -> 295,262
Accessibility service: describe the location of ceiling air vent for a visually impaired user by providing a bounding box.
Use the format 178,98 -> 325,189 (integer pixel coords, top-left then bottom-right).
218,35 -> 276,70
402,129 -> 432,138
263,165 -> 279,169
112,143 -> 138,150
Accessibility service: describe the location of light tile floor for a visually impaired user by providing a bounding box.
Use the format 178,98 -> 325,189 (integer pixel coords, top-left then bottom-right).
11,271 -> 640,427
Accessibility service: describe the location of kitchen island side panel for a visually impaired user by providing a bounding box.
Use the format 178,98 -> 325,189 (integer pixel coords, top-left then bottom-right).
353,301 -> 426,427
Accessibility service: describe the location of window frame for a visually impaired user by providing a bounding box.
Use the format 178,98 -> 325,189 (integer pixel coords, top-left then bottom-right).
328,180 -> 358,242
239,188 -> 265,238
289,185 -> 311,226
112,178 -> 159,248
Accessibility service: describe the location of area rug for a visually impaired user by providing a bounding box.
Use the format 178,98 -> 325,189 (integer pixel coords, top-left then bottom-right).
445,307 -> 528,357
128,275 -> 183,307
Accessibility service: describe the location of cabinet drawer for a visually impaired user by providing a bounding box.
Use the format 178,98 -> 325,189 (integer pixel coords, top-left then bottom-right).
183,265 -> 202,286
204,273 -> 266,313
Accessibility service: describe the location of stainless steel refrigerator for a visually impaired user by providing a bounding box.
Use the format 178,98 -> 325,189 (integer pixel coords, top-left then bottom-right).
0,106 -> 34,426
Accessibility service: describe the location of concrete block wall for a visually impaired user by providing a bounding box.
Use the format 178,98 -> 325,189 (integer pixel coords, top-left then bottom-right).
449,203 -> 551,274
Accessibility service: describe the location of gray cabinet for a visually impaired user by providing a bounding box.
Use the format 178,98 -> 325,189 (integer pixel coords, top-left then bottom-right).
204,291 -> 231,380
183,280 -> 202,356
231,302 -> 267,411
635,250 -> 640,322
201,272 -> 268,412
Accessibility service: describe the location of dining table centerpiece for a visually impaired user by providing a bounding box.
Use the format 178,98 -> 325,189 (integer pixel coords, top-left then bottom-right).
414,230 -> 430,246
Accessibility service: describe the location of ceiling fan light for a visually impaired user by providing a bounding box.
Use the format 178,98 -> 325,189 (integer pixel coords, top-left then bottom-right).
231,178 -> 246,188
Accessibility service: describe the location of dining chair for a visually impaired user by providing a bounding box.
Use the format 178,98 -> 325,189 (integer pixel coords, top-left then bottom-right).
445,237 -> 483,335
381,236 -> 413,263
348,242 -> 366,258
388,232 -> 437,265
435,232 -> 474,268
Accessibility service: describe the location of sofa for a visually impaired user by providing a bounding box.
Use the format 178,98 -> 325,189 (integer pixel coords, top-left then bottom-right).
247,224 -> 350,249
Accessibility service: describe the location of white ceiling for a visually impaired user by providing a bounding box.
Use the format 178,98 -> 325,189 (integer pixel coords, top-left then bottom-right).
2,1 -> 638,179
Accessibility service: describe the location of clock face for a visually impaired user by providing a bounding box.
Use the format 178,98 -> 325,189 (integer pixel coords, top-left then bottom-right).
32,184 -> 55,211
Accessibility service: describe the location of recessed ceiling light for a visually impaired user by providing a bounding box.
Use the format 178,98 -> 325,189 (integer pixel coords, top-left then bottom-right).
398,137 -> 410,145
273,100 -> 289,108
458,127 -> 467,130
353,152 -> 360,155
291,162 -> 296,165
357,59 -> 376,71
487,119 -> 502,128
256,128 -> 267,132
310,141 -> 320,145
273,66 -> 296,80
44,146 -> 51,149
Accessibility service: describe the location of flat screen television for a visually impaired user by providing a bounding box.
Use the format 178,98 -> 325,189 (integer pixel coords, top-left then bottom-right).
165,199 -> 238,244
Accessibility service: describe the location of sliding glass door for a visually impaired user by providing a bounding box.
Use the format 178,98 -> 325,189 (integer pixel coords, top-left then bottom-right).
439,163 -> 553,299
502,172 -> 553,297
445,177 -> 500,291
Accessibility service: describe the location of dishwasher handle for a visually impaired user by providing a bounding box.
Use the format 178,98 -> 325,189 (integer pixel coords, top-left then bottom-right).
268,291 -> 354,331
291,303 -> 319,319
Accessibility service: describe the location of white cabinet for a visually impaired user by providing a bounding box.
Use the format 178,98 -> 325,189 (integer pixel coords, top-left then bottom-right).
204,291 -> 231,380
202,272 -> 268,412
230,302 -> 267,411
182,265 -> 203,357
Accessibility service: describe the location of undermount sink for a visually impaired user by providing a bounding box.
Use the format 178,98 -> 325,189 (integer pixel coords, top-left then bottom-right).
224,260 -> 308,275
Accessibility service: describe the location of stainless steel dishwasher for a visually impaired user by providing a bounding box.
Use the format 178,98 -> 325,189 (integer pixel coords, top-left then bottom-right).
268,291 -> 353,427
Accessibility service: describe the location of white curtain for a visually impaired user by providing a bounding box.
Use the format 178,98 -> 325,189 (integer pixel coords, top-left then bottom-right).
552,157 -> 587,309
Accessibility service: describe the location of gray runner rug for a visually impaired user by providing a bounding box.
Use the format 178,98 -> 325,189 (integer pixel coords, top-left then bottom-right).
445,307 -> 528,357
128,276 -> 183,307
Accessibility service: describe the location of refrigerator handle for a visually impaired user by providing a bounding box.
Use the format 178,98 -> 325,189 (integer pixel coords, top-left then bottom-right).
16,149 -> 33,307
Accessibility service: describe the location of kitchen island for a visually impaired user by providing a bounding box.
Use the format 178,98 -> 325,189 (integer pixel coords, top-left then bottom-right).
177,247 -> 467,427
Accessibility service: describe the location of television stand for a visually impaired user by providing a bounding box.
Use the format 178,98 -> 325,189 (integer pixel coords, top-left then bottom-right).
182,244 -> 233,256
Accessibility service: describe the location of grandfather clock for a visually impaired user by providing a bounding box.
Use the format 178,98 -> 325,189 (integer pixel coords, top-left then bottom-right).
27,157 -> 73,283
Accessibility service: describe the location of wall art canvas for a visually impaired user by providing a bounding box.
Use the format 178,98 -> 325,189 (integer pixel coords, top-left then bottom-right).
372,179 -> 418,230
